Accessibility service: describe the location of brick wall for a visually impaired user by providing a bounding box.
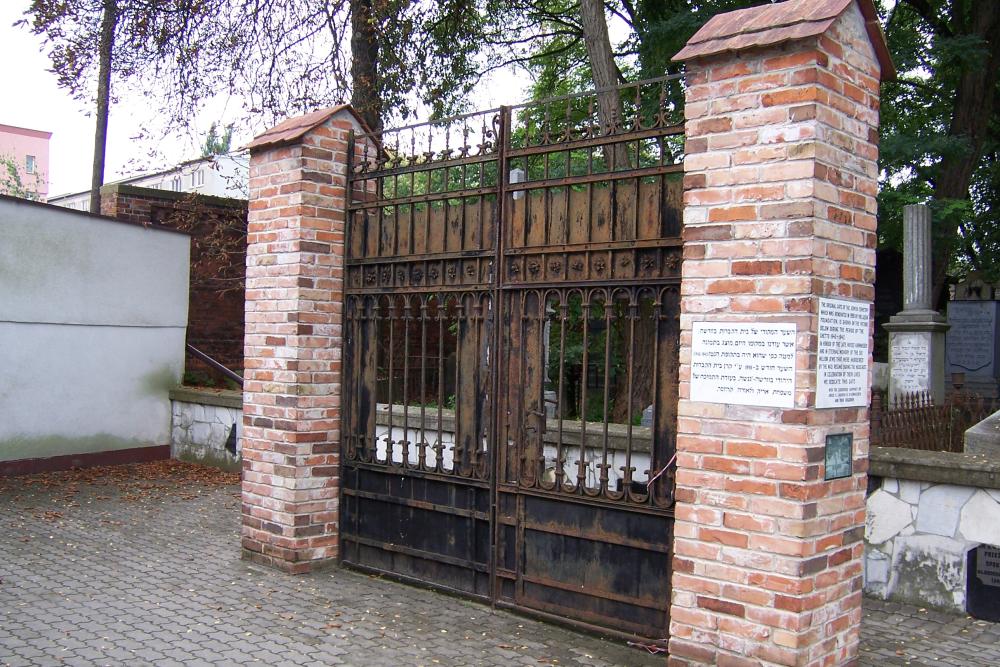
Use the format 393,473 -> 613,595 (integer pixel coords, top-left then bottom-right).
101,184 -> 247,375
240,107 -> 368,572
670,2 -> 887,665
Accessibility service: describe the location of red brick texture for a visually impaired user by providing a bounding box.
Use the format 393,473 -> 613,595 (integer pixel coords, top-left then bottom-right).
240,110 -> 365,573
670,3 -> 885,666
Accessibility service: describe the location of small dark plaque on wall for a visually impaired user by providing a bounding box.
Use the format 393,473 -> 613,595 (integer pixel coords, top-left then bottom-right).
825,433 -> 853,480
968,544 -> 1000,622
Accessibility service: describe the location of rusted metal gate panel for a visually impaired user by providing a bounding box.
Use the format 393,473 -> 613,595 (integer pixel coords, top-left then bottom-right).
341,76 -> 684,644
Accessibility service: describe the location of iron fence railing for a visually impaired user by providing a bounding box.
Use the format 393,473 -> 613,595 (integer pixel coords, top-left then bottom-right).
870,390 -> 1000,452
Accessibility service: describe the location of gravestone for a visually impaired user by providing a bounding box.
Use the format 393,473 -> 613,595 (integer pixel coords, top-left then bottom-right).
967,544 -> 1000,622
947,276 -> 1000,398
884,205 -> 949,404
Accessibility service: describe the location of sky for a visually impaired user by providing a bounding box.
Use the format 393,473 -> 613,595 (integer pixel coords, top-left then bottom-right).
0,1 -> 531,198
0,2 -> 196,196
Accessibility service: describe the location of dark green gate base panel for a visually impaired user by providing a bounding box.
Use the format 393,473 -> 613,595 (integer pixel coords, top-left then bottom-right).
497,488 -> 672,642
341,463 -> 492,599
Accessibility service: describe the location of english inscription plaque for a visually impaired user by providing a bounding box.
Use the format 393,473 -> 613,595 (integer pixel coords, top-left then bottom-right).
816,298 -> 870,408
690,322 -> 796,408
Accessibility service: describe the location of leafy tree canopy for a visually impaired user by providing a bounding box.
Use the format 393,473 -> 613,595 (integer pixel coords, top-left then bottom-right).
202,122 -> 234,157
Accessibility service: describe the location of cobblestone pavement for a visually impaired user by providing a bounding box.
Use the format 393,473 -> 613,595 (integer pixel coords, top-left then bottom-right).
1,462 -> 998,667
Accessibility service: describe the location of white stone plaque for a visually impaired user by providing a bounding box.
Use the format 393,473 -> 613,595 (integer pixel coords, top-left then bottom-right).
977,545 -> 1000,587
816,298 -> 871,408
690,322 -> 796,408
890,332 -> 930,394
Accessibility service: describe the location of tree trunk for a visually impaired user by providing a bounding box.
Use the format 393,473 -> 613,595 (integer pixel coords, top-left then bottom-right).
350,0 -> 382,134
89,0 -> 117,215
579,0 -> 649,423
579,0 -> 630,168
928,0 -> 1000,306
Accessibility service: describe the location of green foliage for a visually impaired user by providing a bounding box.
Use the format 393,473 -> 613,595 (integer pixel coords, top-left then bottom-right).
545,294 -> 647,424
876,0 -> 1000,286
0,155 -> 41,201
201,122 -> 234,157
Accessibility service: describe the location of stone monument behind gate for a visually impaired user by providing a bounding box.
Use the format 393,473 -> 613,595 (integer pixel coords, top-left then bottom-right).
884,204 -> 949,404
947,275 -> 1000,398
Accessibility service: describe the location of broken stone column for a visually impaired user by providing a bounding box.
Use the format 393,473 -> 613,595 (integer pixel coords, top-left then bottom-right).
884,204 -> 949,404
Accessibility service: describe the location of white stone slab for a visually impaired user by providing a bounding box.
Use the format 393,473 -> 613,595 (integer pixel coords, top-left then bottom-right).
959,491 -> 1000,546
899,480 -> 921,504
915,485 -> 975,538
890,332 -> 931,394
690,322 -> 796,408
866,489 -> 913,545
890,534 -> 970,612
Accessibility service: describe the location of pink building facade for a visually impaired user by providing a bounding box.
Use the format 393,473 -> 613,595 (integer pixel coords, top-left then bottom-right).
0,123 -> 51,200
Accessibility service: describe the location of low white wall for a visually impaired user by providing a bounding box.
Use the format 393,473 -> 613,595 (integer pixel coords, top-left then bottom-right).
0,196 -> 190,464
170,388 -> 242,471
373,405 -> 654,489
865,461 -> 1000,612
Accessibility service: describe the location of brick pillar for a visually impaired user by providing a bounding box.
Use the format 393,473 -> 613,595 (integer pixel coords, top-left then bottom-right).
240,106 -> 365,573
670,1 -> 892,665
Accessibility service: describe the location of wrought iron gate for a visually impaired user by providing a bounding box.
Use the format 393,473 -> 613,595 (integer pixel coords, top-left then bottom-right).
341,76 -> 684,644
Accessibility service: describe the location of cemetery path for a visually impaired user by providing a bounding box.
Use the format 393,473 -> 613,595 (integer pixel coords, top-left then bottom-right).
0,462 -> 997,667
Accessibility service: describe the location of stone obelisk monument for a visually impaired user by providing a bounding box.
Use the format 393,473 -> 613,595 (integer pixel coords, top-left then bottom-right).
884,204 -> 950,404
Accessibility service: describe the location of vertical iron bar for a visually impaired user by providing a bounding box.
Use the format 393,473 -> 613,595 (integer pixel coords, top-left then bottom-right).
402,296 -> 411,467
600,295 -> 612,495
386,298 -> 395,465
577,294 -> 590,492
489,106 -> 510,609
556,296 -> 567,490
623,292 -> 637,498
419,296 -> 428,470
437,296 -> 446,471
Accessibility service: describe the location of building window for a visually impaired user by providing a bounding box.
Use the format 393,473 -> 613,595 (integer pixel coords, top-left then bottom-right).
170,176 -> 182,191
25,155 -> 36,174
191,169 -> 205,187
